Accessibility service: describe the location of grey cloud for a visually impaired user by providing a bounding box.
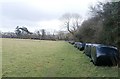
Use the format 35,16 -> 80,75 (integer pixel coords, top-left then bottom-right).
1,2 -> 59,22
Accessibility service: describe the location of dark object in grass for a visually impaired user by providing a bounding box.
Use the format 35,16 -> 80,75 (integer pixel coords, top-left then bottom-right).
84,43 -> 92,58
90,44 -> 119,66
79,43 -> 86,51
61,59 -> 64,60
74,42 -> 85,51
74,42 -> 81,48
68,41 -> 75,45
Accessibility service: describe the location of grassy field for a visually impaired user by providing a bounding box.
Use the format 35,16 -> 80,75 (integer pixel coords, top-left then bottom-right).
0,38 -> 2,79
1,38 -> 118,77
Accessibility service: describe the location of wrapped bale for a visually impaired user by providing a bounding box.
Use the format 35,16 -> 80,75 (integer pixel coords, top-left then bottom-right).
91,44 -> 119,66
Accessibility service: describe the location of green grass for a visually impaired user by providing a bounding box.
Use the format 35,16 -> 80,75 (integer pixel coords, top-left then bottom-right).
2,38 -> 118,77
0,38 -> 2,79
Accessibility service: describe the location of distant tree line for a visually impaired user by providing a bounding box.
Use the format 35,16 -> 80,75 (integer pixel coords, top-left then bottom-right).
1,26 -> 68,41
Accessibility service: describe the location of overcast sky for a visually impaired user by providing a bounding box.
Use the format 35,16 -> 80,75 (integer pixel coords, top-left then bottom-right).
0,0 -> 106,33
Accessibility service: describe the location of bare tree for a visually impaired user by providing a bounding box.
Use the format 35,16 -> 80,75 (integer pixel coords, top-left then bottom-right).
36,30 -> 41,39
61,13 -> 82,36
57,31 -> 67,40
41,29 -> 46,40
72,13 -> 81,29
60,13 -> 82,41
